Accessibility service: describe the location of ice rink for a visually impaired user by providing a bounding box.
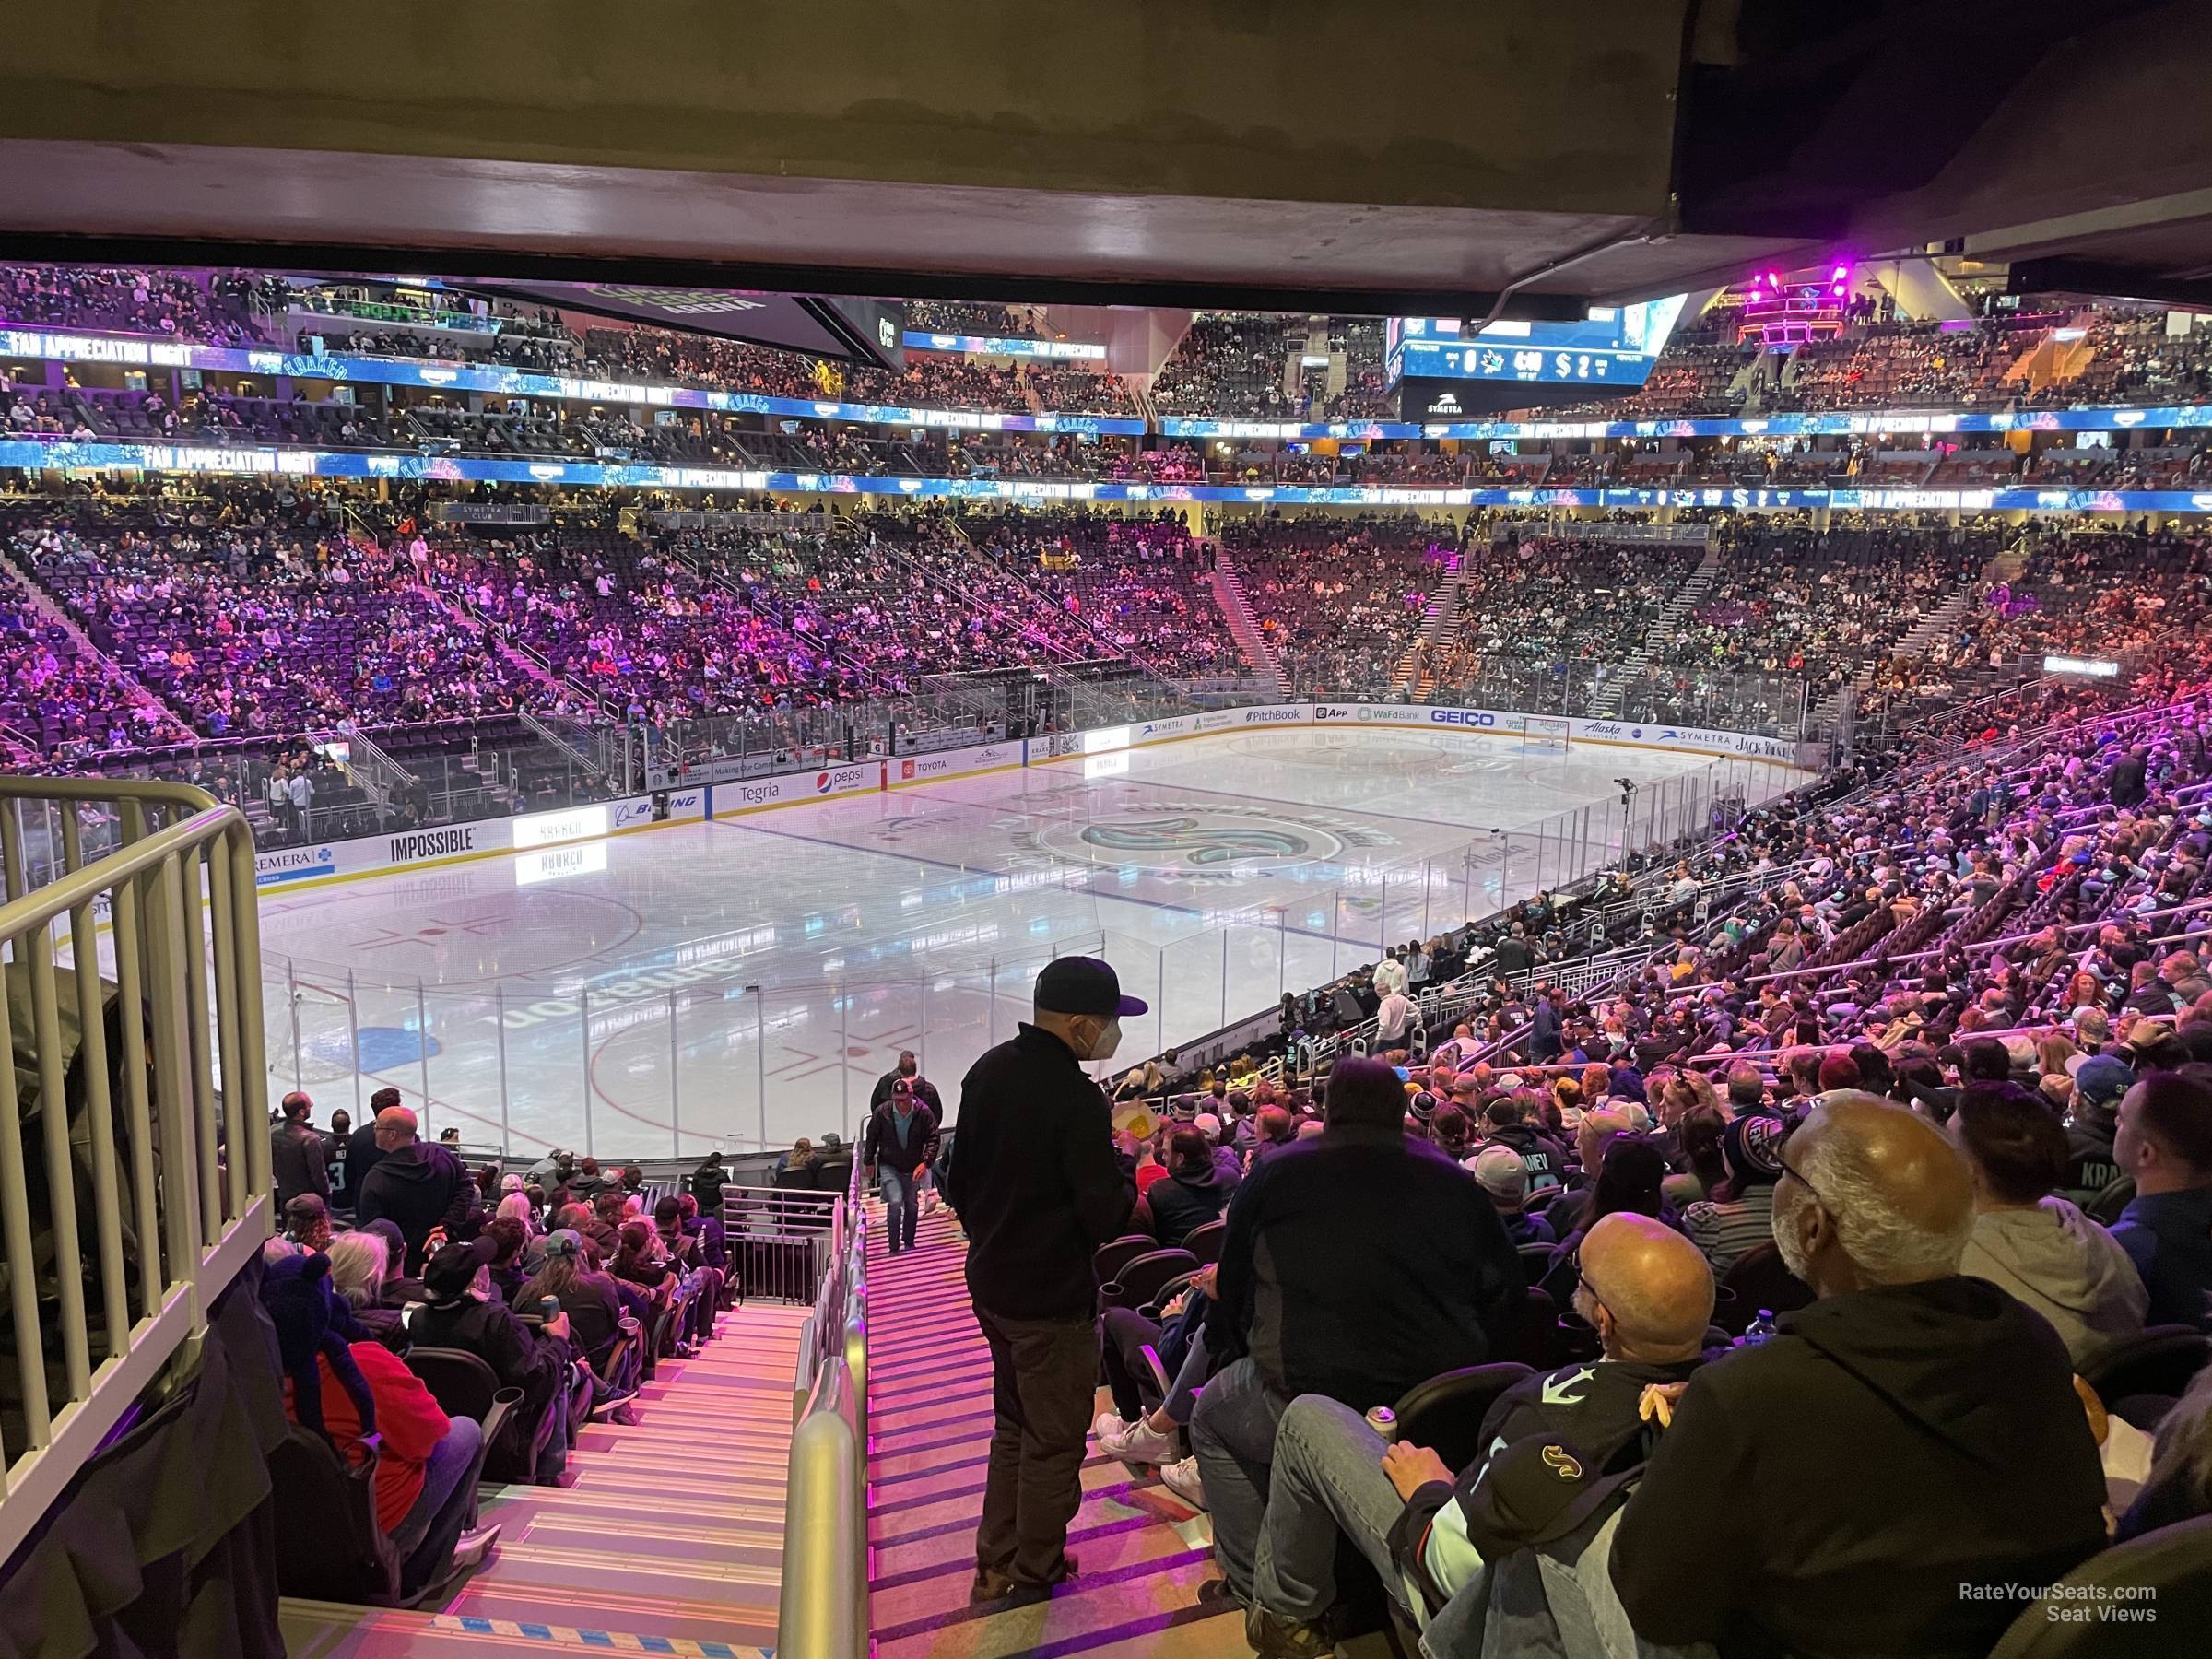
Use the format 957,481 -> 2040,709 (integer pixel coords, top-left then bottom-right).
254,727 -> 1802,1159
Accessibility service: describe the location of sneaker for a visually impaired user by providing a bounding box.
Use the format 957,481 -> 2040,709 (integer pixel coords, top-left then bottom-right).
436,1524 -> 501,1583
970,1566 -> 1015,1605
1102,1415 -> 1178,1465
1245,1604 -> 1332,1659
1093,1409 -> 1134,1445
1160,1454 -> 1207,1511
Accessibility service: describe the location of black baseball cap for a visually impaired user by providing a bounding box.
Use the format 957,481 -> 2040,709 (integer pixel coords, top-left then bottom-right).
1035,956 -> 1147,1018
422,1235 -> 498,1304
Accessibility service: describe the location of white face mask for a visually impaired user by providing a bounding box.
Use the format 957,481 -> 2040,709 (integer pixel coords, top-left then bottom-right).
1087,1018 -> 1124,1062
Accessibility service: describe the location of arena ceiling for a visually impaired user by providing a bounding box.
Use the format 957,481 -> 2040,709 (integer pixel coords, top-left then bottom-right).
0,0 -> 2207,314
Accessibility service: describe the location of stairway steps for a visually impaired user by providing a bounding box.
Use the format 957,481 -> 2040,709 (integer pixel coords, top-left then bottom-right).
478,1482 -> 788,1529
280,1602 -> 774,1657
477,1539 -> 782,1595
560,1462 -> 790,1504
873,1554 -> 1223,1659
871,1507 -> 1211,1628
444,1581 -> 778,1648
562,1441 -> 793,1478
874,1497 -> 1207,1581
869,1443 -> 1159,1532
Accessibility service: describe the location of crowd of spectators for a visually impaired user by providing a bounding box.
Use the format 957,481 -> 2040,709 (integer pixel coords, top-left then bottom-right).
957,507 -> 1245,679
904,299 -> 1034,336
844,351 -> 1028,413
1223,514 -> 1460,694
260,1094 -> 738,1596
1068,634 -> 2212,1653
1418,535 -> 1706,702
0,559 -> 192,761
1018,363 -> 1137,415
1768,321 -> 2029,412
21,508 -> 541,741
1933,529 -> 2212,674
1152,313 -> 1305,418
18,264 -> 2212,439
0,264 -> 267,345
1651,522 -> 1997,686
431,524 -> 867,722
2030,308 -> 2212,407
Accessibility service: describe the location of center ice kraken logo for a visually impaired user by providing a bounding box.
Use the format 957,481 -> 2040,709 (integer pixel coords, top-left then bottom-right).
1016,802 -> 1395,879
1086,818 -> 1316,865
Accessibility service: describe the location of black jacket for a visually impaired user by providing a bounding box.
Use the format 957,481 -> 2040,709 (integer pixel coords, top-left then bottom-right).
871,1070 -> 944,1113
863,1100 -> 940,1176
270,1120 -> 328,1205
1144,1160 -> 1237,1247
354,1142 -> 472,1275
406,1293 -> 571,1426
1492,935 -> 1533,978
688,1159 -> 729,1211
1390,1354 -> 1702,1606
2062,1113 -> 2123,1207
1480,1122 -> 1569,1193
341,1122 -> 386,1207
1610,1276 -> 2107,1659
942,1024 -> 1134,1320
1205,1124 -> 1524,1409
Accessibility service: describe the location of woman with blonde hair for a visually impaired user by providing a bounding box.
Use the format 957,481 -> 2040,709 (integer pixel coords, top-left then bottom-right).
2035,1032 -> 2081,1109
1550,1075 -> 1584,1131
325,1229 -> 408,1351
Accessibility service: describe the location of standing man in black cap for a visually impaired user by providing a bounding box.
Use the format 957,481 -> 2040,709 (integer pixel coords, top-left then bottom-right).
944,956 -> 1142,1606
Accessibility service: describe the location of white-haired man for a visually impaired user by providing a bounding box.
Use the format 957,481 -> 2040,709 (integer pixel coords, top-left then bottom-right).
1610,1094 -> 2107,1658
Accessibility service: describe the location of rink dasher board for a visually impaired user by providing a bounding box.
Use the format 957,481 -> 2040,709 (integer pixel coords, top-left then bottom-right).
225,710 -> 1806,902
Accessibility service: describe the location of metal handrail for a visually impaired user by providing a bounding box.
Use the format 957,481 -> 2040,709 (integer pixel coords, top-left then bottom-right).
0,778 -> 270,1567
776,1150 -> 869,1659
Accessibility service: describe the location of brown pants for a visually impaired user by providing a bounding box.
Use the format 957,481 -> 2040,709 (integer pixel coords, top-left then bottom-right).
972,1305 -> 1099,1586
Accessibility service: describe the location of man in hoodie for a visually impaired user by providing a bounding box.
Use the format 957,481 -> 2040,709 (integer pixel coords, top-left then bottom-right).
354,1105 -> 474,1276
1611,1094 -> 2107,1658
1241,1215 -> 1711,1656
2110,1070 -> 2212,1332
1138,1127 -> 1236,1247
1472,1095 -> 1566,1193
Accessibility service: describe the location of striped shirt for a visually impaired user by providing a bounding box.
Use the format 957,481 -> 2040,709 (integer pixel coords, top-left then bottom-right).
1684,1185 -> 1777,1275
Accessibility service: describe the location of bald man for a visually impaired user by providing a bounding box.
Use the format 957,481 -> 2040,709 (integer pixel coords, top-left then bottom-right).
353,1103 -> 471,1275
1612,1093 -> 2107,1659
1242,1215 -> 1713,1653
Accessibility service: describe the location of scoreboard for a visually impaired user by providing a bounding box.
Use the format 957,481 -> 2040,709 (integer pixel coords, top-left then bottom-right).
1386,297 -> 1687,392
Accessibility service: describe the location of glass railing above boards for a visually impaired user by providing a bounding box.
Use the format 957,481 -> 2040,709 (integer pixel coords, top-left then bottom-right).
291,296 -> 510,335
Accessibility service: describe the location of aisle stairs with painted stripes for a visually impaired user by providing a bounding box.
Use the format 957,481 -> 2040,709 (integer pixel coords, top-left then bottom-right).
279,1297 -> 812,1658
866,1208 -> 1239,1659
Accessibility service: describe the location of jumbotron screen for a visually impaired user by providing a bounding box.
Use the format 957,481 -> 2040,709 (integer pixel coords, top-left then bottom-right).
1387,297 -> 1687,415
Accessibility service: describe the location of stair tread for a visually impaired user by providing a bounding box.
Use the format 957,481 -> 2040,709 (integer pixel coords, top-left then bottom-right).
280,1602 -> 772,1657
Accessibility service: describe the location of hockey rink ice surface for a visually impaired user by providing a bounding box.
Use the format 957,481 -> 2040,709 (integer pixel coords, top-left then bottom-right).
254,728 -> 1802,1159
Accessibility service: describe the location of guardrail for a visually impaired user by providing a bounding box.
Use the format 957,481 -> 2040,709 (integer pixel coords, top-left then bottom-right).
777,1155 -> 868,1659
0,778 -> 271,1567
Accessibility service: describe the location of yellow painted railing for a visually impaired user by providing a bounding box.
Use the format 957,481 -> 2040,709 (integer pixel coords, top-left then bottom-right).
0,778 -> 271,1566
